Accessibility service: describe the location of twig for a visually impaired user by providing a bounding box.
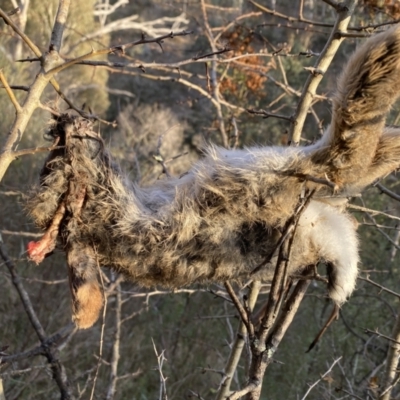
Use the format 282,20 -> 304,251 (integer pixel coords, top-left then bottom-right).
380,300 -> 400,400
257,190 -> 315,343
380,374 -> 400,399
105,281 -> 122,400
224,282 -> 254,337
0,366 -> 46,378
249,0 -> 334,28
358,276 -> 400,299
0,230 -> 41,238
106,68 -> 246,113
247,278 -> 311,399
0,323 -> 74,364
300,357 -> 342,399
193,47 -> 232,61
340,388 -> 365,400
188,390 -> 206,400
0,8 -> 42,58
216,282 -> 261,400
214,12 -> 262,43
13,132 -> 60,158
0,234 -> 74,399
49,0 -> 70,52
200,0 -> 228,147
246,108 -> 294,122
0,7 -> 68,182
45,30 -> 193,76
348,204 -> 400,223
251,0 -> 396,32
0,70 -> 21,112
288,0 -> 358,145
376,183 -> 400,202
152,340 -> 168,400
363,211 -> 400,252
228,381 -> 259,400
364,329 -> 400,345
89,257 -> 108,400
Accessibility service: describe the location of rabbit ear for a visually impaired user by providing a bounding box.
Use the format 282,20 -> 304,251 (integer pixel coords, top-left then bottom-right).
311,25 -> 400,187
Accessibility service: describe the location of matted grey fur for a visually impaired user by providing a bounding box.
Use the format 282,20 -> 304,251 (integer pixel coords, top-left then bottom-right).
27,26 -> 400,328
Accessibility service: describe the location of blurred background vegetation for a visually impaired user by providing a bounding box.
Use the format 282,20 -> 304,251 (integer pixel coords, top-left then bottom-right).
1,0 -> 400,399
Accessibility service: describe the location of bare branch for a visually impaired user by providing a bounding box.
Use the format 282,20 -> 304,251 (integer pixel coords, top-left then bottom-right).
300,357 -> 342,399
200,0 -> 228,146
288,0 -> 358,145
380,301 -> 400,400
247,108 -> 294,122
105,282 -> 122,400
376,182 -> 400,202
228,381 -> 259,400
0,234 -> 74,399
216,282 -> 261,400
49,0 -> 70,52
247,278 -> 311,400
89,257 -> 108,400
45,30 -> 193,77
249,0 -> 334,28
192,47 -> 232,61
0,7 -> 42,58
358,276 -> 400,299
365,329 -> 400,345
152,340 -> 168,400
72,13 -> 189,47
224,282 -> 254,337
348,204 -> 400,223
0,70 -> 21,112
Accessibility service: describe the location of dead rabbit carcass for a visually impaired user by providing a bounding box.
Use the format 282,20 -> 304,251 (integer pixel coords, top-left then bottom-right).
27,26 -> 400,328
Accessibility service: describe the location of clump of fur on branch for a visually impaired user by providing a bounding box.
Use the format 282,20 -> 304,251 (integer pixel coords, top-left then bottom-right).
27,26 -> 400,329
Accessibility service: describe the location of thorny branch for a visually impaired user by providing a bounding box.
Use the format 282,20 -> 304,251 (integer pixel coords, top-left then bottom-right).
45,30 -> 194,76
0,235 -> 75,399
0,8 -> 192,182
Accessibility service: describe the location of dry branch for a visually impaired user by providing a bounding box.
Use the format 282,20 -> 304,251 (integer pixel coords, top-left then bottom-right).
200,0 -> 228,146
216,282 -> 261,400
288,0 -> 358,144
49,0 -> 71,52
249,278 -> 311,399
300,357 -> 342,399
105,282 -> 122,400
0,235 -> 74,399
380,301 -> 400,400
